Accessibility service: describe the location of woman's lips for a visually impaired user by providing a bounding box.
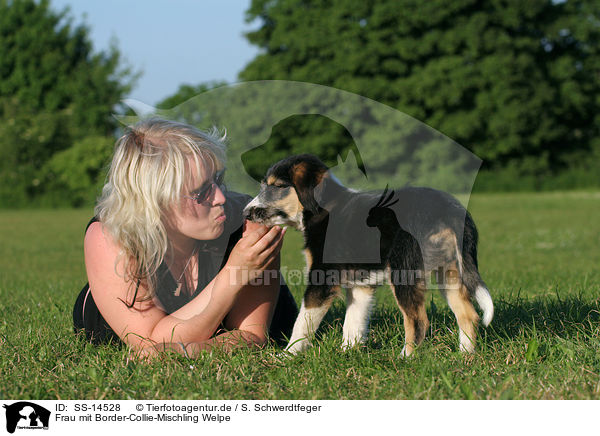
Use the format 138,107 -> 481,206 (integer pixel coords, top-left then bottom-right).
215,213 -> 226,223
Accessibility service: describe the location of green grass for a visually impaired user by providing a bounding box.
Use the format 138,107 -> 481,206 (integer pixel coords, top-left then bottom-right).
1,192 -> 600,399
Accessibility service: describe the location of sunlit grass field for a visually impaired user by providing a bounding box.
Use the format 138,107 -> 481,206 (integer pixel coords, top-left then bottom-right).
1,192 -> 599,399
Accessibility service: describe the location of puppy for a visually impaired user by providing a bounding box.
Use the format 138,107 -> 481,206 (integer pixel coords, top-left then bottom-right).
244,154 -> 493,356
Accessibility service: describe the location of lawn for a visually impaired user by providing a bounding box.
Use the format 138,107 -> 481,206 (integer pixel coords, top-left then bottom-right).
0,192 -> 599,399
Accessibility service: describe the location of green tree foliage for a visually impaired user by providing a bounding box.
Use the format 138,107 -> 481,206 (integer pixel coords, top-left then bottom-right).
158,83 -> 367,184
240,114 -> 361,182
151,80 -> 477,194
157,82 -> 362,183
156,81 -> 227,110
0,0 -> 134,207
41,135 -> 115,207
240,0 -> 600,180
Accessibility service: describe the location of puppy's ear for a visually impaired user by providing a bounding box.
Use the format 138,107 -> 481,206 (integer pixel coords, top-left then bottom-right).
313,172 -> 344,211
291,162 -> 327,214
298,171 -> 345,215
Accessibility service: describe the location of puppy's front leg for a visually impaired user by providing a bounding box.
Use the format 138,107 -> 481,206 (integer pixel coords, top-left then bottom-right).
342,286 -> 376,350
285,284 -> 338,354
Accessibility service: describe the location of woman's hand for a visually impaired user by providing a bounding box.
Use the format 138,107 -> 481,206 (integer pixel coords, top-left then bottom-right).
225,220 -> 286,286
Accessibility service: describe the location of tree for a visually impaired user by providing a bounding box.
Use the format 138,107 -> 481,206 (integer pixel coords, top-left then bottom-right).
240,0 -> 600,180
156,81 -> 227,110
157,85 -> 362,183
41,135 -> 115,207
0,0 -> 135,207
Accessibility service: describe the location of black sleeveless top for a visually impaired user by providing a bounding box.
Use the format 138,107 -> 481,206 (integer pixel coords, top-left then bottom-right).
73,192 -> 298,345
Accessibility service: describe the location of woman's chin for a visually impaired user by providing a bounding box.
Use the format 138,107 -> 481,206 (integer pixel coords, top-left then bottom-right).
210,222 -> 226,239
192,222 -> 225,241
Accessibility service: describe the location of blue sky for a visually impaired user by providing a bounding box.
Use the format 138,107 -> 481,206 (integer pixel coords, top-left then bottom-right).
50,0 -> 260,106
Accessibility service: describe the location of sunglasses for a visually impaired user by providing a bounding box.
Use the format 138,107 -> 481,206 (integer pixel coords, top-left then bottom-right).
185,169 -> 226,204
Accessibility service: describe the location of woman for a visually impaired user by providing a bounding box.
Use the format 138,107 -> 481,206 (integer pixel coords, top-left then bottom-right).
73,118 -> 298,358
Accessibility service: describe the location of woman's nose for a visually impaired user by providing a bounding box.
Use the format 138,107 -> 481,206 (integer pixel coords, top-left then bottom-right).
212,184 -> 226,205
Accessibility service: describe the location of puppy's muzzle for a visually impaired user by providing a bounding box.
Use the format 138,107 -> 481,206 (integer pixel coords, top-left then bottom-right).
243,205 -> 269,223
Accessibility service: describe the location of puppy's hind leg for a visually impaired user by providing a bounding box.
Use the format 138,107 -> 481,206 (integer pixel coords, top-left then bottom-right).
440,284 -> 479,353
392,279 -> 429,358
285,284 -> 339,354
342,286 -> 376,350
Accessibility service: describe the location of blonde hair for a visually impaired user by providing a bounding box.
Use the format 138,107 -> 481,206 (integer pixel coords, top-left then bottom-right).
95,117 -> 226,304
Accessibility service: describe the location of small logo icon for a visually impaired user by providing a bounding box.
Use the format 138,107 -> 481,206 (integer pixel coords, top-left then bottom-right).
3,402 -> 50,433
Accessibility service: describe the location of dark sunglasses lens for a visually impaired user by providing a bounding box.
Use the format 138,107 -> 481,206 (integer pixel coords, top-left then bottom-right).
194,185 -> 212,203
194,172 -> 225,203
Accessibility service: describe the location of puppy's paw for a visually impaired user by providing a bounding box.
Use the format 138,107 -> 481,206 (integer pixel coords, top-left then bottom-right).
458,330 -> 476,353
341,342 -> 353,352
399,345 -> 414,358
274,350 -> 294,361
458,342 -> 475,353
284,338 -> 310,355
341,338 -> 363,351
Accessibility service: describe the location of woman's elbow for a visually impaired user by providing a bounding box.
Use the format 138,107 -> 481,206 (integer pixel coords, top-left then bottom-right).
241,330 -> 269,348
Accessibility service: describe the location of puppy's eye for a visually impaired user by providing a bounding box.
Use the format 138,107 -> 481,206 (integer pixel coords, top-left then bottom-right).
264,179 -> 290,188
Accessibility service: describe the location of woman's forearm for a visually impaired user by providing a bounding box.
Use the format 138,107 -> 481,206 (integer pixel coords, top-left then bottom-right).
148,265 -> 244,344
132,329 -> 265,360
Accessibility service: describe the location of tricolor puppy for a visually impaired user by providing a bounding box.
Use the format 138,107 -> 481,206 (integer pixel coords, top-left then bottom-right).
243,154 -> 493,356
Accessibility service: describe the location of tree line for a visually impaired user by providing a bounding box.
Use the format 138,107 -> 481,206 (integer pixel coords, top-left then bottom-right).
1,0 -> 599,207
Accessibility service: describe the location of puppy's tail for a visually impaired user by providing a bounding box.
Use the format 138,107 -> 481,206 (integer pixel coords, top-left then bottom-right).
474,285 -> 494,327
461,255 -> 493,326
460,212 -> 494,327
460,255 -> 494,327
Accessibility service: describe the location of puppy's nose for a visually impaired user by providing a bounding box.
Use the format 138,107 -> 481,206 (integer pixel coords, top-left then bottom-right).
243,206 -> 266,222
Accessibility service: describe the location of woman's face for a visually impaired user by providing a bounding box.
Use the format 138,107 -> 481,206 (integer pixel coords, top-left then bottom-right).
164,162 -> 227,247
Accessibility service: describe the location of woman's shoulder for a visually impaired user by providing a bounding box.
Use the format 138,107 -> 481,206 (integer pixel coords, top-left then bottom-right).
85,216 -> 100,233
84,219 -> 121,258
